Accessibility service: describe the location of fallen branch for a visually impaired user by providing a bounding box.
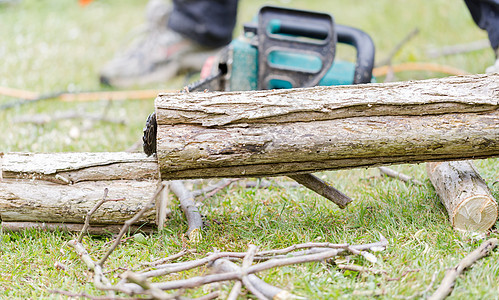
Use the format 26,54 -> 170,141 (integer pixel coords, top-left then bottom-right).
214,259 -> 295,300
288,174 -> 353,209
429,238 -> 498,300
170,180 -> 204,241
376,28 -> 419,67
372,62 -> 470,77
98,182 -> 166,266
13,111 -> 126,125
378,166 -> 423,186
426,39 -> 490,58
336,264 -> 387,275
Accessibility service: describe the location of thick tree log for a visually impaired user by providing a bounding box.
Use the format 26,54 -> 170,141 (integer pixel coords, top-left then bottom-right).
0,180 -> 159,224
427,161 -> 498,232
1,222 -> 155,234
1,152 -> 160,225
154,74 -> 498,179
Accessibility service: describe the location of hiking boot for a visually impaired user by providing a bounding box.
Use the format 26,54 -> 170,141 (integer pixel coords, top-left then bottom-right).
99,0 -> 222,87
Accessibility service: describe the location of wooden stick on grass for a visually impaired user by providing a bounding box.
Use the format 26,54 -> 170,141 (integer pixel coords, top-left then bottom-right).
170,180 -> 204,241
429,238 -> 498,300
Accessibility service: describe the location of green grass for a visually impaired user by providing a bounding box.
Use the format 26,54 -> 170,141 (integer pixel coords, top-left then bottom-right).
1,0 -> 498,299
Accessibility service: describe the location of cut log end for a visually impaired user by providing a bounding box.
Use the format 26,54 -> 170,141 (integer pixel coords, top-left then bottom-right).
453,195 -> 498,232
427,161 -> 498,232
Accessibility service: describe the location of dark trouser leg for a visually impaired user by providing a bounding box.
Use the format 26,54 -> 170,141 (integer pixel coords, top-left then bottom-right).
465,0 -> 499,55
168,0 -> 239,48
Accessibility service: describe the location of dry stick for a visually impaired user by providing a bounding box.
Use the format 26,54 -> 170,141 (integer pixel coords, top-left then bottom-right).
49,289 -> 135,300
216,259 -> 294,300
400,271 -> 438,300
288,174 -> 353,209
427,39 -> 490,59
144,236 -> 388,278
13,111 -> 126,125
376,28 -> 420,67
78,188 -> 109,243
66,240 -> 117,297
239,245 -> 268,300
124,272 -> 174,300
170,180 -> 203,241
98,183 -> 166,266
372,62 -> 470,77
227,280 -> 243,300
378,166 -> 423,186
148,249 -> 343,291
198,178 -> 240,199
140,249 -> 192,267
336,264 -> 387,275
429,238 -> 498,300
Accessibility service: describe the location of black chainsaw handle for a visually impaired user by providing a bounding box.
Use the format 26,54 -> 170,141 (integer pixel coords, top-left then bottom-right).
336,24 -> 375,84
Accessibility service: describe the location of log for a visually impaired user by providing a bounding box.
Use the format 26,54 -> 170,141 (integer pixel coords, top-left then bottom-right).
1,222 -> 155,234
153,74 -> 498,179
427,161 -> 498,232
1,152 -> 160,225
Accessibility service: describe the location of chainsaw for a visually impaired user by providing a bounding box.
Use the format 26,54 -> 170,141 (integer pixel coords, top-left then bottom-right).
188,5 -> 375,92
143,6 -> 375,155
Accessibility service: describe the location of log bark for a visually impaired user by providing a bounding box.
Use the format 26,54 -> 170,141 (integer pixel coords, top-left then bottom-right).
2,152 -> 158,184
154,74 -> 498,179
1,221 -> 155,234
1,152 -> 160,225
427,161 -> 498,232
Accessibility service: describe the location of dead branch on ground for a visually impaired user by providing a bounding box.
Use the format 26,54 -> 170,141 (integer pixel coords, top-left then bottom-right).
429,238 -> 498,300
376,28 -> 419,67
378,166 -> 423,186
170,180 -> 204,241
426,39 -> 490,59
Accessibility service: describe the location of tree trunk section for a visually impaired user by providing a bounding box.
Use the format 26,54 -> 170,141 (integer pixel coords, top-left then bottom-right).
1,152 -> 161,226
154,74 -> 498,179
426,161 -> 498,232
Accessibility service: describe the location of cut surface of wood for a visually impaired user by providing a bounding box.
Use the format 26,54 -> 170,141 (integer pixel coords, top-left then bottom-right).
427,161 -> 498,232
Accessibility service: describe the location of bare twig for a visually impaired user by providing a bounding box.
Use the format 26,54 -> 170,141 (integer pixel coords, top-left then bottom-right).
140,249 -> 192,267
240,245 -> 267,300
372,62 -> 470,77
288,174 -> 353,209
214,259 -> 295,300
429,238 -> 498,300
13,111 -> 126,125
400,271 -> 438,300
193,178 -> 239,199
378,166 -> 423,185
78,188 -> 109,243
49,289 -> 134,300
170,180 -> 203,241
426,39 -> 490,58
227,281 -> 243,300
377,28 -> 419,67
386,269 -> 420,281
337,264 -> 387,275
98,182 -> 166,266
124,271 -> 174,300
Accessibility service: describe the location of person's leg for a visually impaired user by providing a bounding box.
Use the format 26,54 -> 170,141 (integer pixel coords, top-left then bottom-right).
168,0 -> 238,48
464,0 -> 499,72
100,0 -> 238,87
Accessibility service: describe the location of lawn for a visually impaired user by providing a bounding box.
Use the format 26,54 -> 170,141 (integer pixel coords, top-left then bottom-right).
0,0 -> 498,299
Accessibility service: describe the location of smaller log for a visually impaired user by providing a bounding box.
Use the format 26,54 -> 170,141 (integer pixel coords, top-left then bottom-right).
427,161 -> 498,232
0,222 -> 155,234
